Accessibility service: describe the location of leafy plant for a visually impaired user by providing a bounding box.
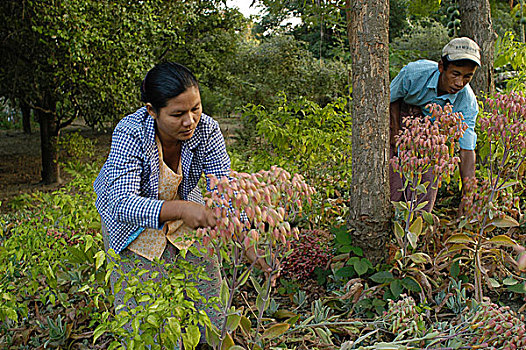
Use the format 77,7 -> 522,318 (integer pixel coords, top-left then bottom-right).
59,131 -> 97,159
495,31 -> 526,92
198,166 -> 315,350
280,229 -> 334,281
93,249 -> 210,350
237,94 -> 352,227
449,92 -> 526,301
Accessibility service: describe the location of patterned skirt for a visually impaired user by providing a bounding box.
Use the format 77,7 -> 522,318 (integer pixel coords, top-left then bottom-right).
101,224 -> 223,346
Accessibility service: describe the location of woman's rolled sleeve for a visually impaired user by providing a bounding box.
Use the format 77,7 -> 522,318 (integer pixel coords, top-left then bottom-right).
106,130 -> 163,229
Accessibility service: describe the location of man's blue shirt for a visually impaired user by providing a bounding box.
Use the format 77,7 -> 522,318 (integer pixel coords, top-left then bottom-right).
390,59 -> 478,150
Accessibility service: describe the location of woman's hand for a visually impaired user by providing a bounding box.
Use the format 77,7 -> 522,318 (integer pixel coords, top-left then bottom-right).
245,245 -> 280,287
160,200 -> 217,228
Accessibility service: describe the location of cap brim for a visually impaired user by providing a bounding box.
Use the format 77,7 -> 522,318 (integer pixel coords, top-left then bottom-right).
447,54 -> 481,66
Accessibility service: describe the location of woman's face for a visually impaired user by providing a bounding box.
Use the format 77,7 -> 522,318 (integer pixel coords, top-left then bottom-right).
148,86 -> 202,144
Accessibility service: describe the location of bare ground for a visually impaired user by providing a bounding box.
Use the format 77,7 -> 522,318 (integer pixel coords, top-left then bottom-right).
0,115 -> 239,213
0,124 -> 112,213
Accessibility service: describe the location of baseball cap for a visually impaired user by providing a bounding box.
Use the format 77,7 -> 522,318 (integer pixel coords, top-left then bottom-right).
442,37 -> 481,66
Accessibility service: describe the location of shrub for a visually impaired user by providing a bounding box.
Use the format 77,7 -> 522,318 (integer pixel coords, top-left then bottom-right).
281,229 -> 334,280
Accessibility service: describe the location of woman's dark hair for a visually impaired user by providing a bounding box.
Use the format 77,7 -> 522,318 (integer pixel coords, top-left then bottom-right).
441,55 -> 479,70
140,62 -> 199,113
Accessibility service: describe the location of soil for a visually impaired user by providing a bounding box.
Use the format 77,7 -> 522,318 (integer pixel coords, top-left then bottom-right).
0,123 -> 112,213
0,115 -> 239,214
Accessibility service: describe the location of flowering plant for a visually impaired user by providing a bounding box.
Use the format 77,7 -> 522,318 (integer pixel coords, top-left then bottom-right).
197,166 -> 315,350
390,103 -> 466,254
448,92 -> 526,301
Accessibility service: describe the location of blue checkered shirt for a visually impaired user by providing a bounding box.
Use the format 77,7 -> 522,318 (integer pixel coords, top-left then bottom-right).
390,59 -> 478,150
93,107 -> 231,253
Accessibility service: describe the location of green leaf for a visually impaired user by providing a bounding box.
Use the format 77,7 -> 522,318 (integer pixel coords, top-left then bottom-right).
422,211 -> 434,225
488,278 -> 501,288
390,279 -> 403,299
226,314 -> 241,332
503,277 -> 518,286
262,323 -> 290,340
239,316 -> 251,335
146,314 -> 159,328
415,184 -> 427,194
166,317 -> 182,345
221,332 -> 235,350
84,235 -> 93,252
506,283 -> 526,294
401,276 -> 422,292
220,279 -> 230,308
394,222 -> 404,240
407,231 -> 418,250
206,325 -> 220,348
182,325 -> 200,350
93,324 -> 106,344
95,250 -> 105,271
273,309 -> 297,319
250,276 -> 263,295
335,266 -> 356,279
414,201 -> 429,211
485,235 -> 518,247
409,216 -> 423,236
490,215 -> 520,228
445,234 -> 474,244
349,246 -> 363,257
237,269 -> 251,287
370,271 -> 394,284
450,260 -> 460,279
354,259 -> 369,276
391,201 -> 408,211
407,253 -> 431,264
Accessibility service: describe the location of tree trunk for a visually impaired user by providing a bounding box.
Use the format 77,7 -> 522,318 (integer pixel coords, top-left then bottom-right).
346,0 -> 392,265
458,0 -> 497,96
37,104 -> 61,185
20,101 -> 31,134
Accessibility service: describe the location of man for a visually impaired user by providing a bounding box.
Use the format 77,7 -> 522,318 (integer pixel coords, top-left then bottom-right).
389,37 -> 481,213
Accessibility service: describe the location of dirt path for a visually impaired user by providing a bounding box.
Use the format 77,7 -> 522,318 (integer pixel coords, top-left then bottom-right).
0,125 -> 112,213
0,115 -> 239,213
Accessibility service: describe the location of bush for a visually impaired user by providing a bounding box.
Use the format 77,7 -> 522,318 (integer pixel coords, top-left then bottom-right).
281,229 -> 334,280
390,19 -> 449,79
222,35 -> 349,112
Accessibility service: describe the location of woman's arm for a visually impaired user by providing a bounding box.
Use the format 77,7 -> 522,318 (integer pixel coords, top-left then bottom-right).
104,128 -> 164,229
159,199 -> 216,228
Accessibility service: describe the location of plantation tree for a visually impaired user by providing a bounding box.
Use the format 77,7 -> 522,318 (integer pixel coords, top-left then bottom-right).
458,0 -> 498,95
0,0 -> 182,184
346,0 -> 391,264
256,0 -> 392,262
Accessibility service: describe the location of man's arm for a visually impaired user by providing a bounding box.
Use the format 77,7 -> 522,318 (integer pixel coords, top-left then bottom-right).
459,148 -> 476,215
459,149 -> 476,180
390,100 -> 401,148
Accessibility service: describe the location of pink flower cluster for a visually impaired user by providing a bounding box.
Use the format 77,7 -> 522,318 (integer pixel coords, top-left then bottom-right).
481,92 -> 526,156
463,92 -> 526,222
462,177 -> 520,223
390,103 -> 467,189
198,166 -> 316,255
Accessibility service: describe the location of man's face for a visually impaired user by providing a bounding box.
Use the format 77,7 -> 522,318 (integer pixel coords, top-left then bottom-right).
437,61 -> 477,95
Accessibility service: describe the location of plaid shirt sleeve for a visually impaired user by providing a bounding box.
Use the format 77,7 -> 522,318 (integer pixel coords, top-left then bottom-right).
105,128 -> 163,228
202,118 -> 231,190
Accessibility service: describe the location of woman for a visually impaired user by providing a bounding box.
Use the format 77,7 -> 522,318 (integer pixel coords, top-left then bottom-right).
94,62 -> 229,346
